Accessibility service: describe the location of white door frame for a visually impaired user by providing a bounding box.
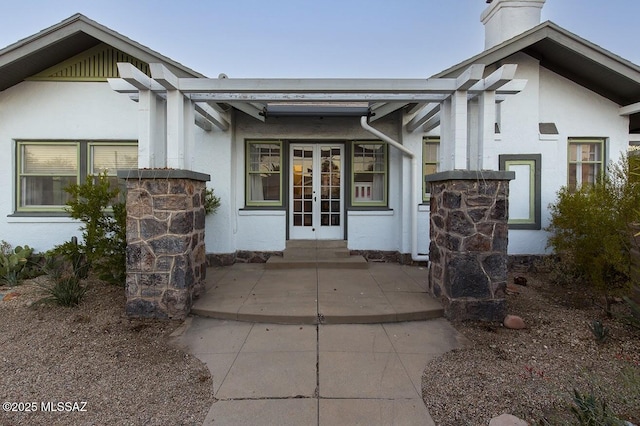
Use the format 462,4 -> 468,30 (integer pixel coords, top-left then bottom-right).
289,143 -> 344,240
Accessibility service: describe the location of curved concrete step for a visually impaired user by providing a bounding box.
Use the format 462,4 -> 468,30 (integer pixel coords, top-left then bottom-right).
191,264 -> 443,324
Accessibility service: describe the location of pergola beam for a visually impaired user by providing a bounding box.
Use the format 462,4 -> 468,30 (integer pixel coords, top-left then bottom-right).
422,112 -> 441,132
473,64 -> 518,91
116,63 -> 164,91
175,77 -> 459,94
194,113 -> 212,131
228,102 -> 265,122
370,102 -> 409,122
194,102 -> 230,131
406,103 -> 441,132
455,64 -> 485,90
150,63 -> 180,90
185,93 -> 451,103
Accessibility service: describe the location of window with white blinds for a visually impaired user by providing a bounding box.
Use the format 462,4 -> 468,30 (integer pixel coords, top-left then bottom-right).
16,141 -> 137,212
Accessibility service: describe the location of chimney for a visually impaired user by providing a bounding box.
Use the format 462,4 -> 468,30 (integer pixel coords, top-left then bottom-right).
481,0 -> 545,49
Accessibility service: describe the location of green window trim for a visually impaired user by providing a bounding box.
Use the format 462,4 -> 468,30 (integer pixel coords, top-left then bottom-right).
499,154 -> 542,230
567,138 -> 605,190
350,141 -> 388,207
16,140 -> 137,213
422,137 -> 440,202
245,140 -> 284,207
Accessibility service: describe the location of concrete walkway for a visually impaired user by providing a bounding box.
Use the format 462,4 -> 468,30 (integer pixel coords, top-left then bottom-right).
172,317 -> 467,425
170,263 -> 468,425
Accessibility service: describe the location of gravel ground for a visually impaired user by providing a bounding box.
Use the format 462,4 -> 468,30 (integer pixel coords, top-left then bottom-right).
422,272 -> 640,425
3,271 -> 638,426
0,276 -> 212,426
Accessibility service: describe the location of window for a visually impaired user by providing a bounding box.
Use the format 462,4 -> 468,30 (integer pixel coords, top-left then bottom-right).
90,143 -> 138,190
246,140 -> 282,206
422,137 -> 440,201
568,138 -> 605,190
500,154 -> 541,230
16,141 -> 137,212
351,141 -> 387,206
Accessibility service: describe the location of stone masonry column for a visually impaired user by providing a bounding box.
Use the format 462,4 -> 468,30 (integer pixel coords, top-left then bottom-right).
425,170 -> 514,321
118,169 -> 210,319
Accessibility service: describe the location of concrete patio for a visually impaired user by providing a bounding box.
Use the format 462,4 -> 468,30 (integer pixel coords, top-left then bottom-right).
192,263 -> 444,324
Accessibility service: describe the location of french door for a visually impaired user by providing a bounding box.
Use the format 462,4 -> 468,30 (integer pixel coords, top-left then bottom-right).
289,143 -> 344,240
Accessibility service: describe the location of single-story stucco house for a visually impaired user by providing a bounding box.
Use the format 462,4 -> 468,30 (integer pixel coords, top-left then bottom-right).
1,0 -> 639,318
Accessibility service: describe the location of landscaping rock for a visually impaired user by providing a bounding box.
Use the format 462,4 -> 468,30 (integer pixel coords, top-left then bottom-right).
2,291 -> 20,301
503,314 -> 526,329
489,413 -> 529,426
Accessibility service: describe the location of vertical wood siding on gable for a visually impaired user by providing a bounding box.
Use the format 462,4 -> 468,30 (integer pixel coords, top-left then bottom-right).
28,43 -> 150,82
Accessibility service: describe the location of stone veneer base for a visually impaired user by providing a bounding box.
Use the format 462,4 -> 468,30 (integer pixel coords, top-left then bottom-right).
119,169 -> 210,320
425,170 -> 514,322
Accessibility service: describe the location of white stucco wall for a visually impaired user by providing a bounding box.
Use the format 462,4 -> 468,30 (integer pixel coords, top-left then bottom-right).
487,53 -> 629,255
231,114 -> 408,253
0,81 -> 138,252
0,58 -> 630,259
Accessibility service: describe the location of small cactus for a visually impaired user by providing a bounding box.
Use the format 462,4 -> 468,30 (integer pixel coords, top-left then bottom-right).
588,319 -> 610,343
0,243 -> 33,286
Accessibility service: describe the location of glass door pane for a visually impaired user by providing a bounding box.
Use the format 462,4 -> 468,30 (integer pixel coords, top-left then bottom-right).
292,146 -> 313,229
290,143 -> 343,240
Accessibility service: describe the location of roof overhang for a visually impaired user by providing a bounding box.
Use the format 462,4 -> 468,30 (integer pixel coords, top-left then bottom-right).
434,21 -> 640,107
0,13 -> 204,92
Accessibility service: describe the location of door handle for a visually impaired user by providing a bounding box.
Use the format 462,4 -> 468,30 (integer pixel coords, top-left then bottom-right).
314,196 -> 316,202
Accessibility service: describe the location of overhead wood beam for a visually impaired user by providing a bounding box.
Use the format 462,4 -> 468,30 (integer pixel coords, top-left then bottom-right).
116,63 -> 154,90
455,64 -> 485,90
205,101 -> 231,114
422,112 -> 441,132
187,93 -> 450,103
228,102 -> 265,122
483,64 -> 517,91
149,63 -> 180,90
370,102 -> 408,122
194,113 -> 212,131
620,101 -> 640,116
480,79 -> 527,95
406,103 -> 426,115
194,102 -> 230,131
406,103 -> 440,132
176,77 -> 460,94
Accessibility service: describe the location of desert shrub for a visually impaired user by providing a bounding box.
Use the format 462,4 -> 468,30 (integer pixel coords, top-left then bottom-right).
51,172 -> 126,285
570,389 -> 625,426
204,187 -> 221,216
36,254 -> 89,307
547,155 -> 640,314
41,276 -> 87,307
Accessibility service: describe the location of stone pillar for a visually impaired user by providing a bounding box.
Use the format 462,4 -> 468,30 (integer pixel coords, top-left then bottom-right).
118,169 -> 210,319
425,170 -> 515,321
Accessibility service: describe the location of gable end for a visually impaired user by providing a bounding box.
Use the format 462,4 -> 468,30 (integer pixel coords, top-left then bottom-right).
27,43 -> 150,82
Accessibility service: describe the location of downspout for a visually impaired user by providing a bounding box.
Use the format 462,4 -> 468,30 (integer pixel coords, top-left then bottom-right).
360,116 -> 428,262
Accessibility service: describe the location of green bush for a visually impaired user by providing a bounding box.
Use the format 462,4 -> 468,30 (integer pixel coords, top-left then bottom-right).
52,172 -> 126,285
204,187 -> 221,216
547,155 -> 640,313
